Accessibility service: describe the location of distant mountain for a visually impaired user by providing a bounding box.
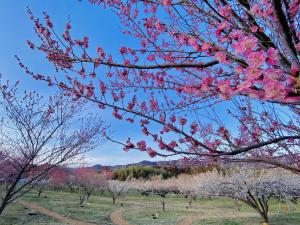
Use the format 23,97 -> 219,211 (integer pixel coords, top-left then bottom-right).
90,164 -> 103,170
90,159 -> 187,170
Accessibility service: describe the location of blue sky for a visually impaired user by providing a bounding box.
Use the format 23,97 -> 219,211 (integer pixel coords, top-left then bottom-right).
0,0 -> 179,165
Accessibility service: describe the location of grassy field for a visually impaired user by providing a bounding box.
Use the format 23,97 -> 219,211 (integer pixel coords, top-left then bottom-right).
0,189 -> 299,225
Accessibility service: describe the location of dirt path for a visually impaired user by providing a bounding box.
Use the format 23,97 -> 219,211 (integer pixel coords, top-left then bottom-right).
18,200 -> 97,225
176,216 -> 195,225
110,209 -> 132,225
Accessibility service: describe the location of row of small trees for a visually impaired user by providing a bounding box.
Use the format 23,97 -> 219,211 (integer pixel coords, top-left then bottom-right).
40,167 -> 300,224
133,168 -> 300,223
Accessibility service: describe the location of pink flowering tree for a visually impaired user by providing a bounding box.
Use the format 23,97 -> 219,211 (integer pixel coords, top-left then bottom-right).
0,81 -> 105,215
23,1 -> 300,171
49,168 -> 79,193
74,167 -> 108,206
49,168 -> 71,189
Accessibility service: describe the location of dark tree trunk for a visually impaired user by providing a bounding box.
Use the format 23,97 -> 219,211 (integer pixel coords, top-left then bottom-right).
79,191 -> 87,206
0,198 -> 9,216
113,197 -> 116,205
87,192 -> 91,201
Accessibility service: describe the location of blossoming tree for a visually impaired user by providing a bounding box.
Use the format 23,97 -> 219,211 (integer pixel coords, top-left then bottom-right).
74,167 -> 109,206
0,81 -> 105,215
135,176 -> 177,211
174,174 -> 198,208
207,168 -> 300,224
23,1 -> 300,171
106,180 -> 132,204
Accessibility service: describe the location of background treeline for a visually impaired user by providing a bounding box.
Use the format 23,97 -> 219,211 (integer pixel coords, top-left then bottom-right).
112,164 -> 226,181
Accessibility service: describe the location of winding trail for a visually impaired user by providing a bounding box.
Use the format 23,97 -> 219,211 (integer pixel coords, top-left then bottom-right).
110,209 -> 132,225
18,200 -> 97,225
176,216 -> 195,225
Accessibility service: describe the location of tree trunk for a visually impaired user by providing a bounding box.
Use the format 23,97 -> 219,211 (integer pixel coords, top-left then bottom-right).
80,191 -> 87,206
0,199 -> 8,216
162,202 -> 165,211
262,214 -> 269,224
112,197 -> 116,204
87,192 -> 91,201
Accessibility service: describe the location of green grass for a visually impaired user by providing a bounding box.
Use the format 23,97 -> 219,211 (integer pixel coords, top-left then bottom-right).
0,189 -> 299,225
22,190 -> 119,224
0,201 -> 62,225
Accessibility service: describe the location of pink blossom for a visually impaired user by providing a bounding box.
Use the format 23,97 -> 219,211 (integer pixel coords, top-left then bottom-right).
146,147 -> 157,157
155,21 -> 165,31
234,66 -> 243,74
142,127 -> 149,135
120,47 -> 127,54
136,140 -> 147,150
149,98 -> 159,111
230,30 -> 243,40
99,81 -> 106,94
245,67 -> 262,79
178,116 -> 187,126
162,125 -> 170,133
162,0 -> 171,6
264,80 -> 287,100
140,119 -> 149,126
168,141 -> 178,149
123,138 -> 134,152
201,76 -> 213,91
266,48 -> 279,65
232,36 -> 257,54
201,42 -> 211,51
169,115 -> 176,123
147,54 -> 155,61
218,5 -> 232,17
250,26 -> 258,33
126,118 -> 134,123
264,68 -> 283,80
237,81 -> 252,93
217,80 -> 232,99
86,83 -> 94,97
188,37 -> 200,51
96,47 -> 105,59
215,22 -> 230,37
190,122 -> 198,135
246,51 -> 266,67
250,4 -> 263,17
214,51 -> 227,64
291,62 -> 299,76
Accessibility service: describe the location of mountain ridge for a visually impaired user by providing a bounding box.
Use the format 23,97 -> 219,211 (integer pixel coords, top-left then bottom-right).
90,159 -> 187,170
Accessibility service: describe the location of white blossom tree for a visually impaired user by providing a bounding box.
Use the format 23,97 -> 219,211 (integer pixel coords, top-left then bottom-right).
174,175 -> 198,208
106,180 -> 132,205
207,168 -> 300,224
135,176 -> 177,211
